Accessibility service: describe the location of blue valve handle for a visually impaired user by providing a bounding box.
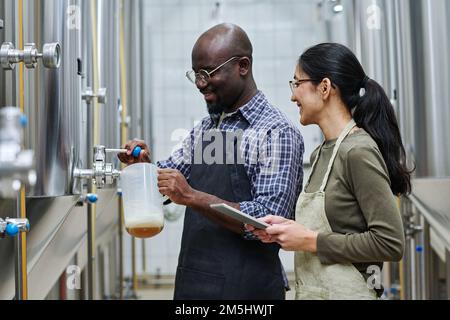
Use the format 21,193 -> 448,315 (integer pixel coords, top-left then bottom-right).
131,146 -> 142,158
86,193 -> 98,203
5,223 -> 19,237
20,115 -> 28,127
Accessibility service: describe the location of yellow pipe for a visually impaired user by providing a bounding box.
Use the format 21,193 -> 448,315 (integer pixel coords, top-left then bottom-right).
18,0 -> 28,301
119,0 -> 128,147
87,0 -> 99,300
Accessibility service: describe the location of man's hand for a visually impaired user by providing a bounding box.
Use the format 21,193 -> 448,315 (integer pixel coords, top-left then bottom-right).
157,168 -> 195,206
117,139 -> 151,165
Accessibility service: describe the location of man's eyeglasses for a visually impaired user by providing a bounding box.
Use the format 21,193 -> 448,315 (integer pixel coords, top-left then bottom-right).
289,79 -> 317,93
186,56 -> 241,85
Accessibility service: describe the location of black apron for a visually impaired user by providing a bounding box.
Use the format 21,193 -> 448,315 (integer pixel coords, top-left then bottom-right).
174,129 -> 285,300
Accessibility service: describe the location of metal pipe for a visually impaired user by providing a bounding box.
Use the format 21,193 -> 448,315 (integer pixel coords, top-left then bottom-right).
446,249 -> 450,299
399,259 -> 405,300
106,148 -> 128,154
423,219 -> 433,299
409,232 -> 417,300
86,98 -> 96,300
131,236 -> 137,293
142,239 -> 146,275
14,184 -> 23,300
119,0 -> 136,298
15,0 -> 27,301
98,247 -> 105,299
119,0 -> 128,146
118,192 -> 124,300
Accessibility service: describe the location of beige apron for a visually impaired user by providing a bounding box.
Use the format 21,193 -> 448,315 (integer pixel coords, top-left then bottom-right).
294,119 -> 378,300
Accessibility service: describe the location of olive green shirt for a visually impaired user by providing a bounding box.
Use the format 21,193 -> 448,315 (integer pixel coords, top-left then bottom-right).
306,129 -> 405,282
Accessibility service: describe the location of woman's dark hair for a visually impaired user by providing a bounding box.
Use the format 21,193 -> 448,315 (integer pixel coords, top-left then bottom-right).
299,43 -> 412,195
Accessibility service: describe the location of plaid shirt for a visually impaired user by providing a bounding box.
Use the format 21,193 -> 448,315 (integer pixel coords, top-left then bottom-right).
158,91 -> 304,225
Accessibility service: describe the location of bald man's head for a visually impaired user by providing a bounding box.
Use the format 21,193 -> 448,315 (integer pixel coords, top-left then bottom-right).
192,23 -> 253,62
189,23 -> 257,116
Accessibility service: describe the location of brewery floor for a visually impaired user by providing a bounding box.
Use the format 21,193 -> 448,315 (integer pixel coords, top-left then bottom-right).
134,273 -> 296,300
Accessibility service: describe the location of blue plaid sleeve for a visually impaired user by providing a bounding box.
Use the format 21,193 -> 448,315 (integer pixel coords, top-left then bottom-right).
241,126 -> 304,240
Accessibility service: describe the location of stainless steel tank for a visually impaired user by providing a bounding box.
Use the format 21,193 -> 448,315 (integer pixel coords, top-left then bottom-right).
21,0 -> 82,197
417,0 -> 450,177
97,0 -> 120,151
1,0 -> 124,300
123,0 -> 145,141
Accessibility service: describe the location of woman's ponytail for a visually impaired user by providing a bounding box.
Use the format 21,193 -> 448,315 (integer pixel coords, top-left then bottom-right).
354,78 -> 411,195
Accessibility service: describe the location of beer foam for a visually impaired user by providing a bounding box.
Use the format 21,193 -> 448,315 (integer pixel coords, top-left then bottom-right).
125,215 -> 164,229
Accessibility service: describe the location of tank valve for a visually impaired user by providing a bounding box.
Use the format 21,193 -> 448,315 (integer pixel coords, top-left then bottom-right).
77,193 -> 98,206
0,42 -> 61,70
0,218 -> 30,238
73,145 -> 142,189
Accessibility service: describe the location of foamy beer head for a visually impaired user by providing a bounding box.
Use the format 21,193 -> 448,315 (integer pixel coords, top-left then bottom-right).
125,216 -> 164,238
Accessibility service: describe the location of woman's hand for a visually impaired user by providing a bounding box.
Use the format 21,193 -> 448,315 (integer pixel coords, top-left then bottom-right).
246,215 -> 318,253
245,215 -> 290,243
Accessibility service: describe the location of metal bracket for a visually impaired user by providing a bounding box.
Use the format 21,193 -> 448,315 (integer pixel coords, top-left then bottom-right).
0,42 -> 61,70
405,222 -> 423,237
82,87 -> 107,104
0,19 -> 3,29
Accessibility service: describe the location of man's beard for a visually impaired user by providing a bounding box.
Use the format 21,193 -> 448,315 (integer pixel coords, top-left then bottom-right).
206,102 -> 225,126
206,101 -> 224,114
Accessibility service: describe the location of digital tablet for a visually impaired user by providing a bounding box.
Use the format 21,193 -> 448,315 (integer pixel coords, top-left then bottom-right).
210,203 -> 270,229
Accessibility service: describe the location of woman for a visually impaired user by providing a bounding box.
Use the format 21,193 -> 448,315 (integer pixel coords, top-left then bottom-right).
247,43 -> 411,300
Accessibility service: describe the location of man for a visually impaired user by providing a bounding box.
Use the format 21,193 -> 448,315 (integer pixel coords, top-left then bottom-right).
119,23 -> 304,299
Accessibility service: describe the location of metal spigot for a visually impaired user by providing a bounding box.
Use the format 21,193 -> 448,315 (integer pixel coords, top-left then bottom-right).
73,145 -> 128,189
0,218 -> 30,238
73,145 -> 141,189
93,146 -> 120,188
0,42 -> 61,70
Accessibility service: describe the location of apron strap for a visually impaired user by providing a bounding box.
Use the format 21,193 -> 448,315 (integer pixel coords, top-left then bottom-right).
319,119 -> 357,192
305,140 -> 326,188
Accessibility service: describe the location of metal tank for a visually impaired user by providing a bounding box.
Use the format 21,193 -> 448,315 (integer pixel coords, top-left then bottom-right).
20,0 -> 82,197
97,0 -> 120,151
0,0 -> 130,300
